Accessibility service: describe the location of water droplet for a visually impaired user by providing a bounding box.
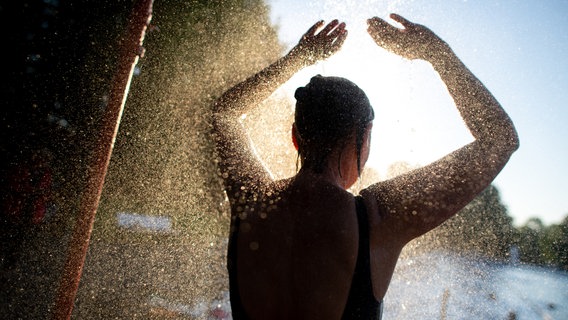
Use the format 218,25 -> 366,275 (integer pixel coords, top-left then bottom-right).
249,241 -> 259,251
241,222 -> 251,233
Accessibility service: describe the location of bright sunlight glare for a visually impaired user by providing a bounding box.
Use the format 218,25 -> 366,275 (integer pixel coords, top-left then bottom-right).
276,18 -> 473,178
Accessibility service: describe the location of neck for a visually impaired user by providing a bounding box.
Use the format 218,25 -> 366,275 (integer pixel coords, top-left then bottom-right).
301,166 -> 346,188
298,151 -> 358,190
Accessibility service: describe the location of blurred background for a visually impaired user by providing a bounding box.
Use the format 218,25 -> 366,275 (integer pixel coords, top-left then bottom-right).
1,0 -> 566,319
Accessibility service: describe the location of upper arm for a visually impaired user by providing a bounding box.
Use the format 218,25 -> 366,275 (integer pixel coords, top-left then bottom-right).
362,140 -> 515,244
212,112 -> 273,199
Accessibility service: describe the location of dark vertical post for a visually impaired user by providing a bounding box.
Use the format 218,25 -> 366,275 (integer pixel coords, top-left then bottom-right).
52,0 -> 153,318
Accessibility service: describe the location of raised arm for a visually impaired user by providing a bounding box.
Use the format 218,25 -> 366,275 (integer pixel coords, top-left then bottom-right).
362,14 -> 519,244
212,20 -> 347,195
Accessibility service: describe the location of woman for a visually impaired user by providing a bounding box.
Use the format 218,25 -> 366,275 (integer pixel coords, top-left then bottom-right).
212,14 -> 519,319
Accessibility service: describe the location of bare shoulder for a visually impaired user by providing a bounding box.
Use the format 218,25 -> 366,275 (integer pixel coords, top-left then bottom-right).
359,181 -> 410,247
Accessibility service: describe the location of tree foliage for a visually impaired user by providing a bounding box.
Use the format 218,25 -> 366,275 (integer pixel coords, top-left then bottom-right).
410,183 -> 568,271
513,216 -> 568,270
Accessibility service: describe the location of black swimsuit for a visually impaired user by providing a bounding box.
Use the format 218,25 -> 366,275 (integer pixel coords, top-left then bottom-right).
341,196 -> 383,319
227,195 -> 383,319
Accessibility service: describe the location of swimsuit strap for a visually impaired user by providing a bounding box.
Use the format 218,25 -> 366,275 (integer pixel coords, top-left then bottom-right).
227,215 -> 251,319
342,195 -> 383,320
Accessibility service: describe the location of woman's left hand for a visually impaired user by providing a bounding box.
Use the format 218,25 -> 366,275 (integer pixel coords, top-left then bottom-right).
367,14 -> 448,61
290,19 -> 348,64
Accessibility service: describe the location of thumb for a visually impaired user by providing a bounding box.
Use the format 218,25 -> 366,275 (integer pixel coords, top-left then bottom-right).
389,13 -> 413,29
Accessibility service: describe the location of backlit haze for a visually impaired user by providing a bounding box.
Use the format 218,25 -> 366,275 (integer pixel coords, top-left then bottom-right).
266,0 -> 568,226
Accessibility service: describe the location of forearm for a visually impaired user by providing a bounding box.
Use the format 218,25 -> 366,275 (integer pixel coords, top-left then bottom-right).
429,46 -> 519,152
211,47 -> 314,190
213,50 -> 306,117
365,15 -> 519,244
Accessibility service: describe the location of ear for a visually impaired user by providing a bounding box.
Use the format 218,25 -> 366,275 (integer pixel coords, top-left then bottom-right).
291,123 -> 299,151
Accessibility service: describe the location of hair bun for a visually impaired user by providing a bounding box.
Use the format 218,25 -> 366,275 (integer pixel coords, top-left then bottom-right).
294,87 -> 308,101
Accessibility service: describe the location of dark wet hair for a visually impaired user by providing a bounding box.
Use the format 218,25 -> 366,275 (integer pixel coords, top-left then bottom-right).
294,75 -> 374,175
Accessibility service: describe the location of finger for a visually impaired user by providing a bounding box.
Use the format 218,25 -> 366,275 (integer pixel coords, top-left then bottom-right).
389,13 -> 413,29
367,18 -> 398,44
327,22 -> 346,39
304,20 -> 325,37
367,17 -> 393,32
318,19 -> 339,36
330,29 -> 348,52
366,18 -> 398,47
367,17 -> 383,27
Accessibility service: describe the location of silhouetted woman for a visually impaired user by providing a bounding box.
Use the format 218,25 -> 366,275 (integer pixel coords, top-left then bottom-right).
212,14 -> 519,319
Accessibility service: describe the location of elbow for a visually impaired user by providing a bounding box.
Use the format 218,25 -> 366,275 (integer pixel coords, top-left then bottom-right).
495,120 -> 520,154
509,133 -> 520,153
211,100 -> 231,129
211,110 -> 227,136
211,101 -> 225,132
212,99 -> 224,118
478,124 -> 519,155
494,128 -> 519,155
505,124 -> 520,153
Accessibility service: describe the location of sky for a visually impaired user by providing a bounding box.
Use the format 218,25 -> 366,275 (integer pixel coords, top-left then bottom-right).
265,0 -> 568,226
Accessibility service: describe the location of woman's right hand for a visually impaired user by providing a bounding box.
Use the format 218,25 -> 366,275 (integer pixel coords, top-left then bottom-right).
290,20 -> 348,64
367,14 -> 448,61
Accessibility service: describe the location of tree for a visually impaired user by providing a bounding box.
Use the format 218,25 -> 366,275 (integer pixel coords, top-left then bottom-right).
513,215 -> 568,269
553,216 -> 568,270
514,217 -> 544,264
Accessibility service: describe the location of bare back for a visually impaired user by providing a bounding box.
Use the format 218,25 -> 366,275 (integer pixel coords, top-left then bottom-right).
231,173 -> 361,319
